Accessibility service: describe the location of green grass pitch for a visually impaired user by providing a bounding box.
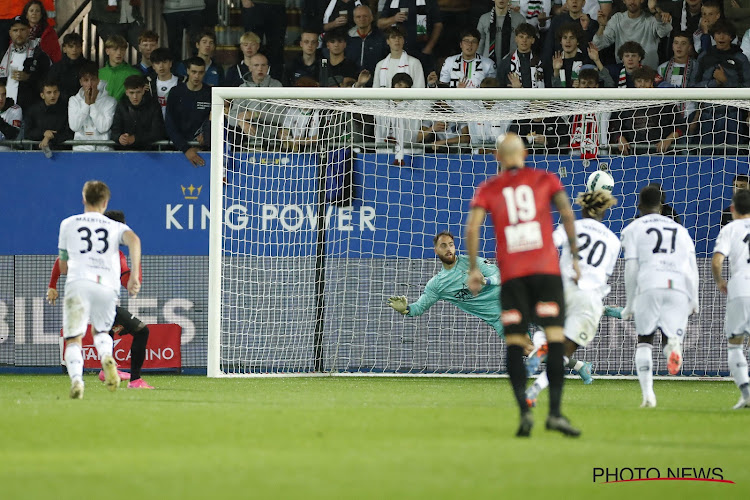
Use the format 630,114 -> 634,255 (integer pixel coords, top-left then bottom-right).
1,375 -> 748,499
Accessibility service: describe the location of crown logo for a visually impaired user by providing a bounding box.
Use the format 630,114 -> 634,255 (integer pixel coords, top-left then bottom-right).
181,184 -> 202,200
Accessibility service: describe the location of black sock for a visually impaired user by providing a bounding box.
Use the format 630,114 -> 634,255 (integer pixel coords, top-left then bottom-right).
547,342 -> 564,418
130,326 -> 150,380
507,344 -> 529,415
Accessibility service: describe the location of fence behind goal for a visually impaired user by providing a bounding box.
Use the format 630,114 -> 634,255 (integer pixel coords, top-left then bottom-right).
208,88 -> 750,378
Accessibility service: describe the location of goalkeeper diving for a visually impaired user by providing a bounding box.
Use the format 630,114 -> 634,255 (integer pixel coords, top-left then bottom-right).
388,230 -> 593,372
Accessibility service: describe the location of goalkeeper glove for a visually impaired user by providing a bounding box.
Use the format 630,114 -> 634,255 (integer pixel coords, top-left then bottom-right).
621,304 -> 633,321
604,306 -> 623,319
388,296 -> 409,315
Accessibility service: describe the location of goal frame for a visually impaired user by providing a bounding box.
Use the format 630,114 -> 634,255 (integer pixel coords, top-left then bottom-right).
208,87 -> 750,378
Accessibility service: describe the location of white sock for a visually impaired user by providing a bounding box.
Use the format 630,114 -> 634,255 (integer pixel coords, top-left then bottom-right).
728,345 -> 750,399
532,330 -> 547,350
535,371 -> 549,391
93,333 -> 113,359
635,343 -> 654,399
571,359 -> 584,371
65,343 -> 84,383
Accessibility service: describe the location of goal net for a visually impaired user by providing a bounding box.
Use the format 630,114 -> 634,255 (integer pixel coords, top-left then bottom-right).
208,87 -> 750,378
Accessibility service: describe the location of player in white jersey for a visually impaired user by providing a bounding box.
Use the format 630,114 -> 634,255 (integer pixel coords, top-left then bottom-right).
525,189 -> 620,406
58,180 -> 141,399
712,189 -> 750,409
621,185 -> 699,408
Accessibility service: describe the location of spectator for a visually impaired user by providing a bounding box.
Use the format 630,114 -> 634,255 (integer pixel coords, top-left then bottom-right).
721,175 -> 750,226
280,79 -> 321,151
134,30 -> 159,76
241,0 -> 286,81
373,26 -> 426,88
462,77 -> 511,147
322,0 -> 358,32
90,0 -> 144,48
658,31 -> 699,88
284,30 -> 323,86
724,0 -> 750,38
175,29 -> 224,86
99,35 -> 140,101
68,61 -> 117,152
497,23 -> 545,88
374,73 -> 425,165
593,0 -> 672,69
417,118 -> 467,149
693,0 -> 728,54
477,0 -> 525,69
48,33 -> 89,99
607,40 -> 645,87
551,0 -> 607,22
612,66 -> 687,154
519,0 -> 553,31
543,0 -> 599,64
239,53 -> 283,88
23,1 -> 60,63
23,79 -> 72,150
0,0 -> 55,58
663,0 -> 702,34
437,28 -> 496,88
165,57 -> 210,166
345,5 -> 388,76
691,20 -> 749,145
162,0 -> 205,63
549,23 -> 593,87
378,0 -> 443,74
0,16 -> 50,110
111,74 -> 166,150
323,29 -> 359,87
0,78 -> 22,147
225,32 -> 261,87
147,48 -> 182,118
568,68 -> 611,159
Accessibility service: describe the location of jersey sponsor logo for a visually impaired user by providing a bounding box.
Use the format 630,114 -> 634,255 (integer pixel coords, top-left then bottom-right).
535,301 -> 560,318
502,309 -> 522,325
454,287 -> 473,302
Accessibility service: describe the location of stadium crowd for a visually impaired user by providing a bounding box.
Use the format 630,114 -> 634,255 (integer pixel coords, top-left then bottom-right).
0,0 -> 750,163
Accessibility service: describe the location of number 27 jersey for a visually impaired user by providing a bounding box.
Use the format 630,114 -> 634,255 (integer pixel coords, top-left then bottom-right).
58,212 -> 131,292
620,213 -> 696,295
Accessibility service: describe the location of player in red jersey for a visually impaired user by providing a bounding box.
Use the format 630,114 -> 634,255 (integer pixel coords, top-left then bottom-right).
466,133 -> 580,437
48,210 -> 154,389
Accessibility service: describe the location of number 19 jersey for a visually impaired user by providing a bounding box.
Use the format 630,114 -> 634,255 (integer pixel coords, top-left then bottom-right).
58,212 -> 131,292
713,218 -> 750,299
470,167 -> 564,282
620,214 -> 696,296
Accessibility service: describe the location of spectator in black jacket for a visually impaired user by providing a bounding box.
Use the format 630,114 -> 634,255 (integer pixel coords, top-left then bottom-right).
23,80 -> 73,150
225,31 -> 261,87
47,33 -> 89,99
0,15 -> 50,110
345,5 -> 387,76
324,29 -> 360,87
284,30 -> 323,86
165,57 -> 210,166
112,74 -> 166,150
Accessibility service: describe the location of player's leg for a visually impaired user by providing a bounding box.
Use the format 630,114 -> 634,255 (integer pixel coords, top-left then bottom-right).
99,307 -> 132,382
500,278 -> 534,437
62,282 -> 90,399
532,275 -> 580,437
89,285 -> 121,392
526,338 -> 585,407
633,289 -> 660,407
115,307 -> 153,389
657,290 -> 690,375
724,298 -> 750,409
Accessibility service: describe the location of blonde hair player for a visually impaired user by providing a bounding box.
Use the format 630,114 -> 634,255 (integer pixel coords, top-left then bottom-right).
58,181 -> 141,399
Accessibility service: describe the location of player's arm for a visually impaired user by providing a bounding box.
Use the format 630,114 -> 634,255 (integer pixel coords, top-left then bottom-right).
477,258 -> 500,286
552,190 -> 580,281
688,246 -> 700,314
388,280 -> 440,317
47,257 -> 62,305
122,230 -> 141,297
465,206 -> 487,295
712,252 -> 728,295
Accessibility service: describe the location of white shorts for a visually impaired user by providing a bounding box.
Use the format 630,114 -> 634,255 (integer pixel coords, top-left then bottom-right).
63,280 -> 118,339
564,287 -> 604,347
633,288 -> 690,340
725,297 -> 750,339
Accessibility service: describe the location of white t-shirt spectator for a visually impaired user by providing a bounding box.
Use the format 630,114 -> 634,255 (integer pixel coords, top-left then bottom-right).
155,75 -> 180,119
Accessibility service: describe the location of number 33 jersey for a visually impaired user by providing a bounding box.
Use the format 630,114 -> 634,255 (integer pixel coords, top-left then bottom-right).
553,218 -> 620,297
620,213 -> 696,296
58,212 -> 132,292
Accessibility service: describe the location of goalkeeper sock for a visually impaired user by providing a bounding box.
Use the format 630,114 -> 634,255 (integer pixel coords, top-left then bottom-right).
94,332 -> 113,359
546,342 -> 564,418
507,344 -> 529,415
728,345 -> 750,400
565,357 -> 584,371
129,326 -> 150,381
65,343 -> 83,383
635,343 -> 654,398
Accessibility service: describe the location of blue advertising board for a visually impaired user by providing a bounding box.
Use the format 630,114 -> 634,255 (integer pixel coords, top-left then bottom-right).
1,151 -> 745,257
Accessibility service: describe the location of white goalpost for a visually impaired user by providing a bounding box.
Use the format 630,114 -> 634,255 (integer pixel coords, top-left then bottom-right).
208,87 -> 750,378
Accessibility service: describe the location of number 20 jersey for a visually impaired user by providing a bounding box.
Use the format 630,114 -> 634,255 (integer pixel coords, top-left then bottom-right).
620,213 -> 696,296
471,167 -> 564,282
58,212 -> 131,292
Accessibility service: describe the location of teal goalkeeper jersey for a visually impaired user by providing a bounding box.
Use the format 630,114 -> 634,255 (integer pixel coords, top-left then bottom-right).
407,255 -> 503,336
